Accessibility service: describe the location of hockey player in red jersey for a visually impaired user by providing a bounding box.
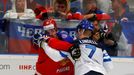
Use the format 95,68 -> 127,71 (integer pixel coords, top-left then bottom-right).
32,18 -> 74,75
44,19 -> 113,75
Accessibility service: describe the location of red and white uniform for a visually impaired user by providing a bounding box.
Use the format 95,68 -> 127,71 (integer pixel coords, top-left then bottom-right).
33,38 -> 74,75
46,38 -> 113,75
33,19 -> 74,75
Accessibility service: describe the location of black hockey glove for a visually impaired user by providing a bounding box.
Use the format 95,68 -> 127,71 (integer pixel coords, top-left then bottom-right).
69,44 -> 81,60
32,33 -> 44,47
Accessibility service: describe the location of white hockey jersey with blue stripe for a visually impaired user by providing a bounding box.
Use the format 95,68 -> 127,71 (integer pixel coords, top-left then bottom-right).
75,43 -> 113,75
41,39 -> 113,75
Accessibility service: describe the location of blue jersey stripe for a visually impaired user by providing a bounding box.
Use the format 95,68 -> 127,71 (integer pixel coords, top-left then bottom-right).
103,58 -> 112,62
59,51 -> 68,58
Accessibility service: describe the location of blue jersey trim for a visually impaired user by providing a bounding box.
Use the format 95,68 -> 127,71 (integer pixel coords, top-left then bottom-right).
103,58 -> 112,62
59,51 -> 68,58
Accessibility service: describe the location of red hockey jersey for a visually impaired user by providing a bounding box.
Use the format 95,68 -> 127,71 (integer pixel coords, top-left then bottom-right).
33,38 -> 74,75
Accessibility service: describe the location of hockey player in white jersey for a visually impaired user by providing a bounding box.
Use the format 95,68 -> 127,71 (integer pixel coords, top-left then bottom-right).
32,19 -> 113,75
72,19 -> 113,75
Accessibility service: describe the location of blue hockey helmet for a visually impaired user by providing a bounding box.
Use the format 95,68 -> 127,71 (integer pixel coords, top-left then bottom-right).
77,19 -> 94,31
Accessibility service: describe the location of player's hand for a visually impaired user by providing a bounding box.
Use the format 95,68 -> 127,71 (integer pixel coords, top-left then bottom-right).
69,44 -> 81,60
83,14 -> 95,19
32,33 -> 44,47
42,35 -> 50,42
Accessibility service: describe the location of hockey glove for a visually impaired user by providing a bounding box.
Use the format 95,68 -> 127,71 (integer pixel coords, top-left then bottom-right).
32,33 -> 44,47
69,44 -> 81,60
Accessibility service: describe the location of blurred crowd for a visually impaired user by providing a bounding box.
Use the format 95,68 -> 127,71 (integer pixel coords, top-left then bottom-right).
0,0 -> 134,56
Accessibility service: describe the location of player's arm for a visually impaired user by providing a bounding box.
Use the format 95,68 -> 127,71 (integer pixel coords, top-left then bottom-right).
103,50 -> 113,72
32,33 -> 80,60
32,33 -> 73,51
47,38 -> 73,52
96,13 -> 111,20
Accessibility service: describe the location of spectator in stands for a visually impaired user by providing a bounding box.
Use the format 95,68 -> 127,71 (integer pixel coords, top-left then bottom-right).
96,0 -> 113,14
111,0 -> 132,56
2,0 -> 36,54
111,0 -> 125,20
27,0 -> 37,10
53,0 -> 82,20
120,0 -> 133,21
53,0 -> 70,19
83,0 -> 111,31
121,0 -> 130,13
111,0 -> 130,21
34,5 -> 49,25
83,0 -> 104,19
3,0 -> 35,19
34,6 -> 48,20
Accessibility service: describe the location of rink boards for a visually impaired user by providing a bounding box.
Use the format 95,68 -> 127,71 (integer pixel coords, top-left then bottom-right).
0,55 -> 134,75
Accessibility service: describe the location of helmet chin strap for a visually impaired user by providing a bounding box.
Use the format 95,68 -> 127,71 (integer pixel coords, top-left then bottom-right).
80,29 -> 93,39
77,29 -> 85,39
82,29 -> 85,34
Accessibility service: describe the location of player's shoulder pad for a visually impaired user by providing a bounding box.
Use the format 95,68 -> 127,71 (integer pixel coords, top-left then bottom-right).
57,30 -> 74,43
